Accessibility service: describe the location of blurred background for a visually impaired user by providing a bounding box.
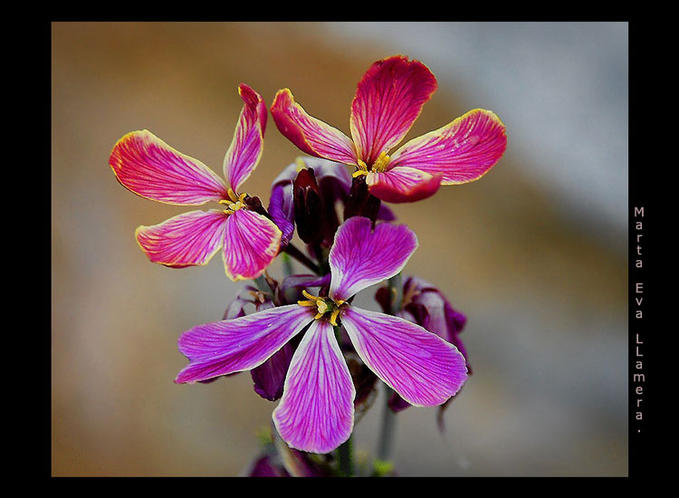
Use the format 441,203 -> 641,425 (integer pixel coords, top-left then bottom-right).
52,22 -> 628,476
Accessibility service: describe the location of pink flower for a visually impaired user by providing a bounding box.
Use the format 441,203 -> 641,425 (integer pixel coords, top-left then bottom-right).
271,55 -> 507,203
109,84 -> 282,281
175,216 -> 468,454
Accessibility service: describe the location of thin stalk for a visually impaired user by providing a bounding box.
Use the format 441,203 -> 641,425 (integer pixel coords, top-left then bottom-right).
282,243 -> 320,274
281,252 -> 294,278
375,272 -> 403,464
254,275 -> 269,293
388,273 -> 403,312
337,436 -> 354,476
377,385 -> 396,462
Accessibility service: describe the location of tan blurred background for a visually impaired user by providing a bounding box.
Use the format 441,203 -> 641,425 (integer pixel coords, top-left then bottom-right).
52,22 -> 628,476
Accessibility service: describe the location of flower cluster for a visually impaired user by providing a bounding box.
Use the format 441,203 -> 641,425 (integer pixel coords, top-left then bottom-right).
109,55 -> 506,466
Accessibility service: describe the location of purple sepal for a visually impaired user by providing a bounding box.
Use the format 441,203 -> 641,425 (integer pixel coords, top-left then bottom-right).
251,342 -> 294,401
268,183 -> 295,246
377,203 -> 396,222
248,455 -> 290,477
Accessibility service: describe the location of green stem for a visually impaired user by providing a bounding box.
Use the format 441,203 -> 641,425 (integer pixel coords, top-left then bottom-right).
377,384 -> 396,462
375,272 -> 402,465
337,436 -> 354,476
281,252 -> 294,278
388,273 -> 403,312
254,275 -> 269,293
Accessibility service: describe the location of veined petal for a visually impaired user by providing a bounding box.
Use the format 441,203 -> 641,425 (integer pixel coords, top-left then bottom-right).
389,109 -> 507,184
223,84 -> 267,192
272,156 -> 352,192
341,307 -> 468,406
222,209 -> 283,281
109,130 -> 227,204
350,55 -> 437,165
273,320 -> 355,454
135,209 -> 227,268
271,89 -> 358,165
365,166 -> 442,203
175,305 -> 314,384
301,156 -> 353,192
329,216 -> 417,301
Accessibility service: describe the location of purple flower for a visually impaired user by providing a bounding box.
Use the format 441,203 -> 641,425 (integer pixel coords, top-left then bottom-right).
175,216 -> 468,454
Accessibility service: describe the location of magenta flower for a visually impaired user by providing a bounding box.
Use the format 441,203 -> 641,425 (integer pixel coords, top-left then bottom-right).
271,55 -> 507,203
108,84 -> 282,281
175,216 -> 468,454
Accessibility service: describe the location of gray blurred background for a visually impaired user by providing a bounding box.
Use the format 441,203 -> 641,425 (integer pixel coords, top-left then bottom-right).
52,22 -> 628,476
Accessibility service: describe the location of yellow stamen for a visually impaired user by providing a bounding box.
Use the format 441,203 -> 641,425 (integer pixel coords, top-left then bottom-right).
329,308 -> 341,327
220,191 -> 249,215
297,291 -> 345,325
316,300 -> 329,315
352,169 -> 369,178
372,152 -> 391,173
301,290 -> 321,302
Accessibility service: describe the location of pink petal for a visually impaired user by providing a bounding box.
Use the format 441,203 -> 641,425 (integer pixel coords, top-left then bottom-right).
271,89 -> 358,165
365,166 -> 442,203
223,84 -> 268,192
175,304 -> 314,384
389,109 -> 507,184
109,130 -> 227,204
273,320 -> 355,454
328,216 -> 418,301
341,307 -> 468,406
135,209 -> 227,268
350,56 -> 437,165
222,209 -> 282,281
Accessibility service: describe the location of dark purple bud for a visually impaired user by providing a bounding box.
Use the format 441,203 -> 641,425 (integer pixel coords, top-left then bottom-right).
243,194 -> 269,218
343,175 -> 381,223
293,168 -> 325,245
374,285 -> 393,314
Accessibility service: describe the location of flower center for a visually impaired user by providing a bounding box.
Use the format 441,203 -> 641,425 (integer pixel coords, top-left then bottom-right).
353,152 -> 391,178
219,188 -> 248,215
297,290 -> 345,326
